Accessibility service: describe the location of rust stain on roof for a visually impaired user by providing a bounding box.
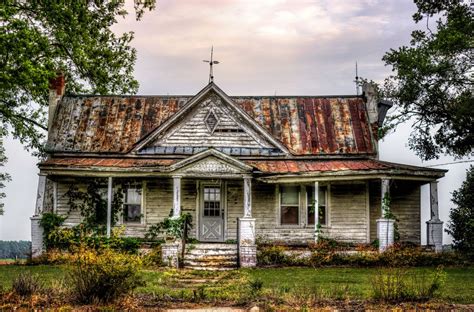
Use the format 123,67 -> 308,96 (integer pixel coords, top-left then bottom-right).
246,159 -> 394,173
41,157 -> 176,168
48,95 -> 375,156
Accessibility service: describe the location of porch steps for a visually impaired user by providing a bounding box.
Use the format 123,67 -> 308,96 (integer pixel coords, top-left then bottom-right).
183,243 -> 238,270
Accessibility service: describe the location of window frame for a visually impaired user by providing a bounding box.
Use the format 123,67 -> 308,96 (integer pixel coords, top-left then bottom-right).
122,183 -> 144,225
278,185 -> 301,227
306,184 -> 329,227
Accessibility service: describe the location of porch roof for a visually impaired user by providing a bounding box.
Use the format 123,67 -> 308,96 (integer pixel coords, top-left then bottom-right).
39,157 -> 446,180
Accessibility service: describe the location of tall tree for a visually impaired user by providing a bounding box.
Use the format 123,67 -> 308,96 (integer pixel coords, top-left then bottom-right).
0,1 -> 156,214
446,166 -> 474,254
381,0 -> 473,160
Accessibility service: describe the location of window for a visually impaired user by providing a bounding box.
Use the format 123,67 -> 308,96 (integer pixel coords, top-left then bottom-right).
307,185 -> 327,225
203,187 -> 221,217
123,187 -> 142,223
280,185 -> 299,225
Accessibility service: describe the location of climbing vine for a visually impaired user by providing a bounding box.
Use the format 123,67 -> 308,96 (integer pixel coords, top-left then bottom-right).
382,193 -> 400,242
65,178 -> 124,233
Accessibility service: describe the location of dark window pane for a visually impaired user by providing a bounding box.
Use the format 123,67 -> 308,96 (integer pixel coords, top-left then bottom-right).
124,204 -> 141,223
281,206 -> 298,225
308,208 -> 315,225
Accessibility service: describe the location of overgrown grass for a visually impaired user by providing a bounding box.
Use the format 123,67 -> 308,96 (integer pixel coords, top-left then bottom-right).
1,265 -> 473,304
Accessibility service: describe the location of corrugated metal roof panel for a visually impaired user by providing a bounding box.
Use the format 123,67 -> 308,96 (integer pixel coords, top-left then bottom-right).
48,94 -> 375,156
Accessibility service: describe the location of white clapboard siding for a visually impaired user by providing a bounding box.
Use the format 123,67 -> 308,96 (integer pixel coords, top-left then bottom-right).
154,104 -> 264,148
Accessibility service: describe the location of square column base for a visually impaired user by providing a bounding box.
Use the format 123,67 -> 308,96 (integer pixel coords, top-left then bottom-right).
238,217 -> 256,267
377,218 -> 395,252
161,242 -> 180,268
426,220 -> 443,252
31,216 -> 44,258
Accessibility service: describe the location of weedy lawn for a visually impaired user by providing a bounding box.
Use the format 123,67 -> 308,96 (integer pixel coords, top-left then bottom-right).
1,265 -> 473,308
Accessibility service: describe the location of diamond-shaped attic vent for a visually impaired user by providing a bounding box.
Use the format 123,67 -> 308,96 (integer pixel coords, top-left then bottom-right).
205,110 -> 219,133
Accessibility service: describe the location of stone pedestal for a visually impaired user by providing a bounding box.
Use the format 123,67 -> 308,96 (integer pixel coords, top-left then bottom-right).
161,242 -> 180,268
31,216 -> 44,258
377,218 -> 395,252
426,220 -> 443,252
239,245 -> 257,268
238,217 -> 256,267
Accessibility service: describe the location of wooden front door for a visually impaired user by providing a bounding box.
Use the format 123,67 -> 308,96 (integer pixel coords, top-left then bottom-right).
199,185 -> 224,242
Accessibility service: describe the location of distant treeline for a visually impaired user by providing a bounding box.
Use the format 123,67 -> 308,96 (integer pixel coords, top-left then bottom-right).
0,241 -> 31,259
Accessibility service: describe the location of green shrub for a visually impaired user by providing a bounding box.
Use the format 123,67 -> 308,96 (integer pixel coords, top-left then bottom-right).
257,245 -> 289,266
142,245 -> 163,266
11,273 -> 43,297
371,266 -> 446,302
68,247 -> 144,303
40,212 -> 66,249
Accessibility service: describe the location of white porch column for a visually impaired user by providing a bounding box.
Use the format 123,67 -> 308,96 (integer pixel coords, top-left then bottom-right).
172,175 -> 182,218
106,177 -> 113,238
31,174 -> 47,257
239,175 -> 256,267
376,178 -> 394,251
427,181 -> 443,252
314,181 -> 320,242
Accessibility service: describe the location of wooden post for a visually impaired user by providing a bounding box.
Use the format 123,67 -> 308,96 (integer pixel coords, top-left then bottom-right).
173,176 -> 181,217
52,181 -> 58,214
243,176 -> 252,218
106,177 -> 113,238
314,181 -> 319,242
430,181 -> 440,220
34,175 -> 47,215
381,178 -> 390,216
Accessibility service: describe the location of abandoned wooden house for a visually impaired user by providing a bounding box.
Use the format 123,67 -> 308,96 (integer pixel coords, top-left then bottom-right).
31,75 -> 446,268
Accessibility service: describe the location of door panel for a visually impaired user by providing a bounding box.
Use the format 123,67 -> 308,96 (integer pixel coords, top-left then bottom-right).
200,186 -> 224,241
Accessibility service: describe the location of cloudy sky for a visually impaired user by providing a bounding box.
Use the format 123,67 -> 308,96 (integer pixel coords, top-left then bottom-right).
0,0 -> 471,242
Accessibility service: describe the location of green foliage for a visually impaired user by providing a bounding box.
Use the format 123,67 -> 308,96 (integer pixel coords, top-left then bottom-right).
371,266 -> 446,302
40,212 -> 66,249
0,1 -> 156,213
145,213 -> 193,240
257,241 -> 470,268
11,273 -> 43,298
447,166 -> 474,254
257,245 -> 290,266
67,247 -> 144,304
0,130 -> 10,216
380,0 -> 473,160
65,179 -> 123,230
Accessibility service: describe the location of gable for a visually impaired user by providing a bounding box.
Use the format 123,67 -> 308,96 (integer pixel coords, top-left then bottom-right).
140,93 -> 276,150
134,83 -> 289,154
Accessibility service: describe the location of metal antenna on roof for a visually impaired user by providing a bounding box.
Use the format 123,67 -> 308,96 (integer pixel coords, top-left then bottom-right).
203,46 -> 220,84
355,61 -> 360,95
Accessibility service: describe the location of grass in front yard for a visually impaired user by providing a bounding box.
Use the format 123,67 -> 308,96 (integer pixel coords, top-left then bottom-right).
1,265 -> 473,305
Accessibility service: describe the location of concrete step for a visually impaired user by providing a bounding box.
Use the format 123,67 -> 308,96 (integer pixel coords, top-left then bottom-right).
186,243 -> 237,250
184,255 -> 238,262
186,249 -> 238,256
184,260 -> 237,268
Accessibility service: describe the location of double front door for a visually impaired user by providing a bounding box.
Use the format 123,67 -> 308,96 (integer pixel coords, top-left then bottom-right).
199,185 -> 225,242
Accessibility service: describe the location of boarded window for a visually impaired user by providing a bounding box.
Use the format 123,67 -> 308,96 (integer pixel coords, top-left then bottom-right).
203,187 -> 221,217
280,185 -> 299,225
123,187 -> 142,223
307,185 -> 327,225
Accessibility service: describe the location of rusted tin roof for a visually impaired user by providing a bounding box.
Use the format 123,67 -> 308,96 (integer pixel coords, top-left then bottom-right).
40,157 -> 175,168
40,157 -> 445,178
246,159 -> 389,173
47,94 -> 374,156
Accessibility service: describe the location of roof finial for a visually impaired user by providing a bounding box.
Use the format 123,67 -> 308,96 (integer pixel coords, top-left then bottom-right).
203,46 -> 220,84
355,61 -> 360,96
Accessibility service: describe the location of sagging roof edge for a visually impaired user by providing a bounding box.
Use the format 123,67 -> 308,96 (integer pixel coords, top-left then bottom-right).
38,166 -> 446,180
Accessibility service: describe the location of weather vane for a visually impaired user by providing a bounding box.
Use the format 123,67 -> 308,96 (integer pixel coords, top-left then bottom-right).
354,61 -> 360,95
203,46 -> 220,84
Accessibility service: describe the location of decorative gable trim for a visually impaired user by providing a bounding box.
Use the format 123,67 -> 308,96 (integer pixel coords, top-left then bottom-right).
169,148 -> 253,174
132,83 -> 290,154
